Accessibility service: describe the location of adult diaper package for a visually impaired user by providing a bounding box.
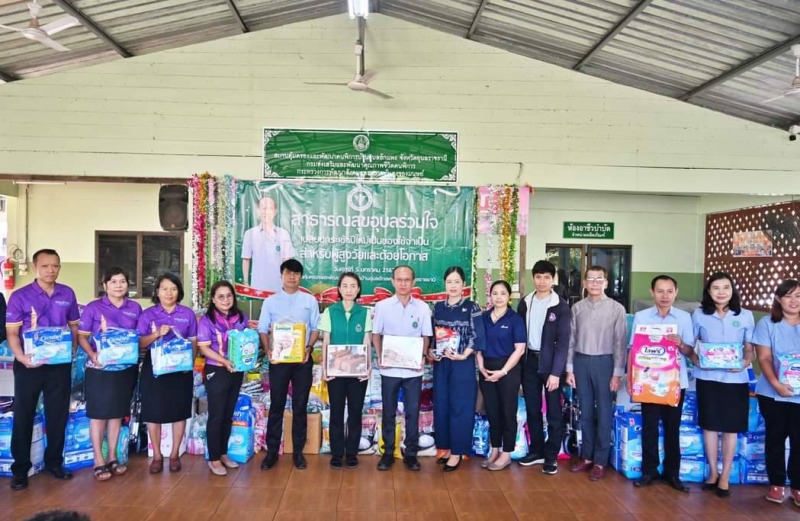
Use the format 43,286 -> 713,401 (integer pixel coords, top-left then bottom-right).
740,458 -> 769,484
747,397 -> 765,433
679,454 -> 706,483
359,412 -> 379,455
63,448 -> 93,471
511,397 -> 529,461
227,394 -> 256,463
777,352 -> 800,395
707,456 -> 741,484
681,391 -> 697,425
24,327 -> 73,365
270,323 -> 307,364
151,336 -> 193,376
96,328 -> 139,367
471,413 -> 490,458
679,424 -> 704,456
228,328 -> 259,372
695,342 -> 744,370
629,324 -> 681,407
0,411 -> 44,477
101,424 -> 130,465
738,432 -> 765,460
186,413 -> 207,456
0,341 -> 14,362
64,408 -> 92,452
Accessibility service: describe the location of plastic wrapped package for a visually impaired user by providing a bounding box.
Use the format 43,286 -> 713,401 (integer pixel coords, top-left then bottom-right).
186,413 -> 208,456
253,401 -> 267,453
319,409 -> 331,454
227,394 -> 256,463
511,396 -> 529,460
471,413 -> 490,458
377,414 -> 403,459
359,412 -> 379,454
101,425 -> 130,465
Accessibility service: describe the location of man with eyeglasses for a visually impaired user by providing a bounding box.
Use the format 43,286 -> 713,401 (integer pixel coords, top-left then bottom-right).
565,265 -> 627,481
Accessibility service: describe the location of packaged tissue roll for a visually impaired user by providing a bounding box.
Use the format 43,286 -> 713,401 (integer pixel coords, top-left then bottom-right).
629,324 -> 681,407
228,328 -> 259,372
96,328 -> 139,366
23,327 -> 73,365
270,323 -> 306,364
696,342 -> 743,370
152,336 -> 193,376
777,352 -> 800,395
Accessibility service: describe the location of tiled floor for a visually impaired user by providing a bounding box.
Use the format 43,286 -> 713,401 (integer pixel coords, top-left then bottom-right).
1,454 -> 798,520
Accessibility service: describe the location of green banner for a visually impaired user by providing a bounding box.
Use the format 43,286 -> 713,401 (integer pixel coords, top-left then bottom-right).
563,221 -> 615,239
234,182 -> 474,302
262,129 -> 458,182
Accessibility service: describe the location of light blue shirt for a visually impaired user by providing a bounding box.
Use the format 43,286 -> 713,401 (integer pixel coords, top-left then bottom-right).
692,308 -> 754,384
257,290 -> 320,344
525,292 -> 552,351
752,316 -> 800,404
631,306 -> 694,389
373,295 -> 433,379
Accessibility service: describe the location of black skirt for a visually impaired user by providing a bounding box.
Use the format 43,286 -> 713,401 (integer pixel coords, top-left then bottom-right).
696,378 -> 749,433
85,365 -> 139,419
139,356 -> 193,424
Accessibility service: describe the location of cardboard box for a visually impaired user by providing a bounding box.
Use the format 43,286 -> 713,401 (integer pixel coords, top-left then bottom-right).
282,410 -> 321,454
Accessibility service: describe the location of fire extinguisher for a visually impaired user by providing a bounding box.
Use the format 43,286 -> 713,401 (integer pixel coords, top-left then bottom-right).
2,258 -> 14,290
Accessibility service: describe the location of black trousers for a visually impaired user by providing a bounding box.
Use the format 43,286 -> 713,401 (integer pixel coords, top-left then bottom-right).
204,365 -> 244,461
758,395 -> 800,489
479,357 -> 521,453
266,360 -> 312,454
521,351 -> 563,462
642,389 -> 685,478
11,361 -> 71,476
381,375 -> 421,456
327,377 -> 368,458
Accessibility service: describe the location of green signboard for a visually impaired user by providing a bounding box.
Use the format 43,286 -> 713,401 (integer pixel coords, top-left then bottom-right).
234,181 -> 474,302
563,221 -> 615,239
262,129 -> 458,182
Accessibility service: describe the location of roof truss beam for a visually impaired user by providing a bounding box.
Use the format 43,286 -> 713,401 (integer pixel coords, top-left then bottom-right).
223,0 -> 248,33
573,0 -> 653,70
51,0 -> 132,58
680,34 -> 800,101
466,0 -> 491,39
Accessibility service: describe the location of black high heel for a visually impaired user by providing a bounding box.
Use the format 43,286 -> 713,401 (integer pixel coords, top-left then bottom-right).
443,455 -> 462,472
701,478 -> 719,491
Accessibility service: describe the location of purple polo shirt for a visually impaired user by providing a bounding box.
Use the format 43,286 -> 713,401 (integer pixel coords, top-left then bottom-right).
78,296 -> 143,351
197,312 -> 249,366
6,280 -> 80,343
136,303 -> 198,346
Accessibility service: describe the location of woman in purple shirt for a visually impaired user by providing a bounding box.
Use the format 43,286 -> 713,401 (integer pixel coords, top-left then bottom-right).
136,273 -> 197,475
77,267 -> 142,481
197,281 -> 249,476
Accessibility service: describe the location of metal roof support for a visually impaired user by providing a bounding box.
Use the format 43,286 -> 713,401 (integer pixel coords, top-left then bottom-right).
466,0 -> 491,39
0,69 -> 17,83
50,0 -> 132,58
223,0 -> 248,33
680,35 -> 800,101
573,0 -> 653,70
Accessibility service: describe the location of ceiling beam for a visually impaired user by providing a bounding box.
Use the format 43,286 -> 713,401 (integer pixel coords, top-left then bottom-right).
466,0 -> 491,39
680,35 -> 800,101
573,0 -> 653,71
50,0 -> 132,58
0,69 -> 17,83
223,0 -> 248,33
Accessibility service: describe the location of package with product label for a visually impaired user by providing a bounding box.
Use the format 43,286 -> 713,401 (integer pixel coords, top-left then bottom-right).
740,458 -> 770,484
0,411 -> 44,477
227,328 -> 259,372
359,412 -> 379,454
24,327 -> 73,365
777,352 -> 800,395
696,342 -> 744,370
96,328 -> 140,367
270,323 -> 306,364
64,408 -> 92,453
0,340 -> 14,362
679,424 -> 704,456
747,397 -> 765,433
381,335 -> 424,369
738,432 -> 766,460
325,343 -> 369,378
433,327 -> 459,357
319,409 -> 331,454
151,336 -> 193,376
629,324 -> 681,407
147,423 -> 187,458
679,454 -> 706,483
681,391 -> 697,425
471,413 -> 490,458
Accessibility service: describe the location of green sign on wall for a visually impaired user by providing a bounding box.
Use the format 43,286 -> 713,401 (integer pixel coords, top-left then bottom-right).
263,129 -> 458,182
563,221 -> 615,239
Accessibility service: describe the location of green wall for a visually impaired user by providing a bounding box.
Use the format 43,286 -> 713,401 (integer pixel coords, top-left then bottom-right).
631,272 -> 704,305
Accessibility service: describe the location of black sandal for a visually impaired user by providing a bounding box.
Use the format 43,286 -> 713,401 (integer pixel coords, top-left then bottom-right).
107,460 -> 127,475
93,465 -> 112,481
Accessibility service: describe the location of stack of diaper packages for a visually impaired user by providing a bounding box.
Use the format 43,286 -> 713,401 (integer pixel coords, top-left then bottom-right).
677,391 -> 705,483
738,397 -> 769,484
610,407 -> 664,479
63,404 -> 93,471
0,399 -> 44,477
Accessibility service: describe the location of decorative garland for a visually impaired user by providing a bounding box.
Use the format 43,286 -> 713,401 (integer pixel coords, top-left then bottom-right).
476,185 -> 522,304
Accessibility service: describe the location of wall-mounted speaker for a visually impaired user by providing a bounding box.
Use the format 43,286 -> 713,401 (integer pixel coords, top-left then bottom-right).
158,184 -> 189,231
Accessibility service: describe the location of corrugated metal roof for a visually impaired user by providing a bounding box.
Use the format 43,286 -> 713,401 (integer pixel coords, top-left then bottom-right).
1,0 -> 800,129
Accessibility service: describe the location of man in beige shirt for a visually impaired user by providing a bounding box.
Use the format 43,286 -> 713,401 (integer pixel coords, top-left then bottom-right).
565,265 -> 628,481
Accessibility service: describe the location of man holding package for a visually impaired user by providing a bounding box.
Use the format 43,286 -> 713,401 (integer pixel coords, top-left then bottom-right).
258,259 -> 320,470
631,275 -> 694,492
6,249 -> 80,490
373,265 -> 432,471
565,265 -> 628,481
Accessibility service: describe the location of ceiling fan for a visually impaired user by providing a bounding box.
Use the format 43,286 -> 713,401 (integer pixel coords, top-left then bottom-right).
0,1 -> 80,52
305,15 -> 392,100
762,44 -> 800,104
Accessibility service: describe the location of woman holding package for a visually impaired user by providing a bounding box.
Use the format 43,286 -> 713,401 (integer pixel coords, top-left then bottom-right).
320,272 -> 371,469
752,279 -> 800,507
137,273 -> 197,474
197,281 -> 250,476
477,280 -> 526,471
430,266 -> 484,472
78,267 -> 142,481
691,272 -> 755,498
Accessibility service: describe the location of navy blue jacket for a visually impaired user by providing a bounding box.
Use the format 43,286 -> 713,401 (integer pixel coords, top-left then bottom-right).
517,291 -> 571,377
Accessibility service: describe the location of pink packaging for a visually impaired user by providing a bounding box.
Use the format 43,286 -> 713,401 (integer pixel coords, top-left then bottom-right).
629,324 -> 681,407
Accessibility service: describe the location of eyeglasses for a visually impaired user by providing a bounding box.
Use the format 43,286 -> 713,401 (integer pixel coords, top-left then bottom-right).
586,277 -> 606,283
215,294 -> 234,300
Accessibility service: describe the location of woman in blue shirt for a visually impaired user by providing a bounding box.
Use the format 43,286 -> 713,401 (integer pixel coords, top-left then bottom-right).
430,266 -> 484,472
752,279 -> 800,507
691,272 -> 754,498
477,280 -> 526,471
